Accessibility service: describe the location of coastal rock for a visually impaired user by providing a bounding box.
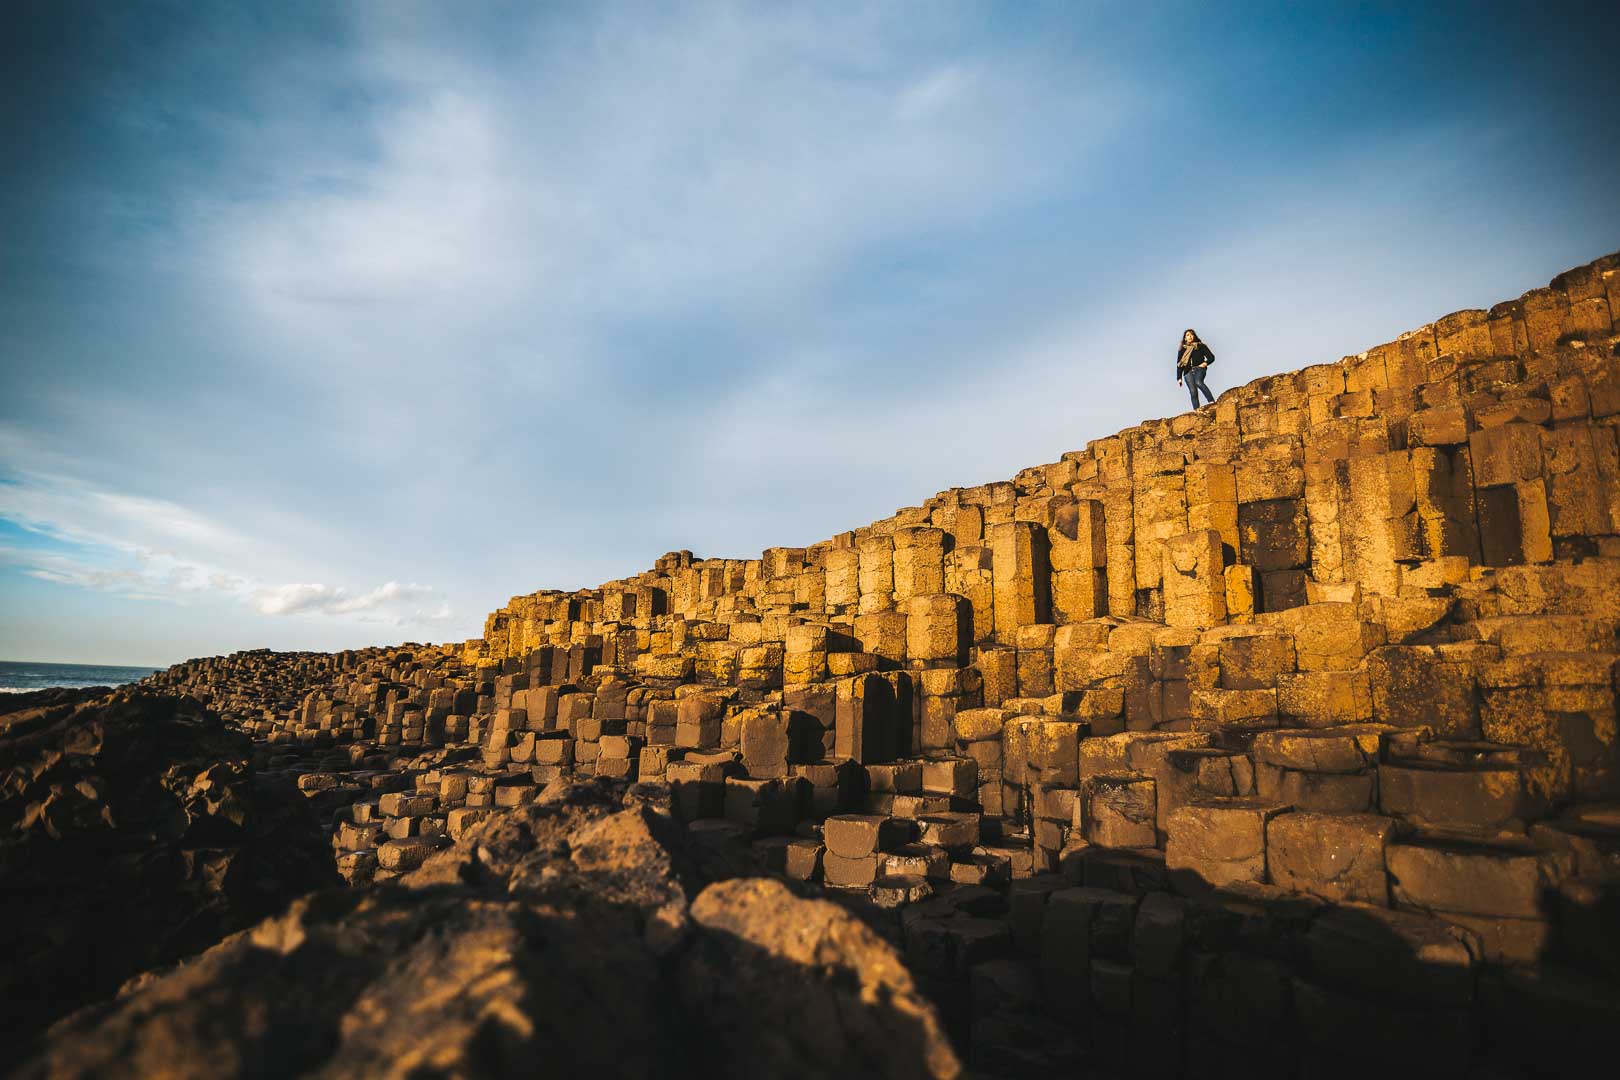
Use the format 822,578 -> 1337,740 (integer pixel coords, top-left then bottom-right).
17,775 -> 961,1080
683,877 -> 960,1078
0,688 -> 338,1054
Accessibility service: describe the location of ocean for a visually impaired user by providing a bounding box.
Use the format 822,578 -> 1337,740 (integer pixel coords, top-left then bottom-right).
0,660 -> 163,693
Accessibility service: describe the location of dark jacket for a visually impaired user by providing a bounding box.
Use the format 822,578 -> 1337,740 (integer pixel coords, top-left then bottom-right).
1176,341 -> 1214,379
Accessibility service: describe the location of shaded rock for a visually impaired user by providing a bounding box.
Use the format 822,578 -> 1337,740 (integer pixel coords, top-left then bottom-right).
0,689 -> 338,1055
683,877 -> 961,1078
16,887 -> 682,1080
0,685 -> 112,718
18,775 -> 960,1079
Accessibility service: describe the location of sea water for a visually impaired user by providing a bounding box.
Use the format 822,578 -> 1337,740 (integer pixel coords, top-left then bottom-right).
0,660 -> 162,693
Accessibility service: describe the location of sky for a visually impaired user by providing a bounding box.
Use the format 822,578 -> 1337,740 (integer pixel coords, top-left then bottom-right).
2,1 -> 1618,667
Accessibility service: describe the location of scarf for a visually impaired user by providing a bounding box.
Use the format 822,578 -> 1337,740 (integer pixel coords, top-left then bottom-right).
1178,340 -> 1201,370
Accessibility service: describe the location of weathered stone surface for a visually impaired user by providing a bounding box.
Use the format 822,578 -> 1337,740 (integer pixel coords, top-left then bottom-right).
19,778 -> 960,1079
906,594 -> 970,664
1251,725 -> 1386,774
1254,760 -> 1376,813
1258,602 -> 1384,671
1267,811 -> 1395,905
1368,647 -> 1480,738
1275,669 -> 1374,727
1162,529 -> 1227,629
1386,840 -> 1564,919
823,850 -> 880,888
1081,773 -> 1158,848
1166,799 -> 1289,890
19,888 -> 687,1080
991,521 -> 1051,643
685,878 -> 960,1076
1378,762 -> 1526,833
824,813 -> 916,859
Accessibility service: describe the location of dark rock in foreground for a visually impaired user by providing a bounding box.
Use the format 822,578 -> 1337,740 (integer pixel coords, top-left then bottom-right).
17,776 -> 960,1079
0,688 -> 340,1055
0,685 -> 112,717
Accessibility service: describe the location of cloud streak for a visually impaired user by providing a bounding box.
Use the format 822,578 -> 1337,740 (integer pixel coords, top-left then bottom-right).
0,467 -> 452,629
253,580 -> 439,618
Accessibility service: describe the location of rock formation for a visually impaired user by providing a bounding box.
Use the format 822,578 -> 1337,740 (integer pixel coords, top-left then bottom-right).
8,252 -> 1620,1076
17,778 -> 958,1079
0,688 -> 339,1056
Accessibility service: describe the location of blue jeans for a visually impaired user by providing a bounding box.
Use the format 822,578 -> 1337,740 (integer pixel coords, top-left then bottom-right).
1185,365 -> 1214,407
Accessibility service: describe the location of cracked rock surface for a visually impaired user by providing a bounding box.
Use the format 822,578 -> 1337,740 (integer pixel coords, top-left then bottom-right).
14,773 -> 960,1080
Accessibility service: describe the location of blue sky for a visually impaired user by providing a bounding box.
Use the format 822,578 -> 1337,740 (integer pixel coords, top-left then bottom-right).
3,1 -> 1618,666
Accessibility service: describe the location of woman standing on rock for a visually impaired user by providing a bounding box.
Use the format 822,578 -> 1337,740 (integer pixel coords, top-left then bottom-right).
1176,328 -> 1216,409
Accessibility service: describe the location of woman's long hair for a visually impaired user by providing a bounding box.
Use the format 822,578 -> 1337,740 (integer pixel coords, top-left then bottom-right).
1182,328 -> 1201,345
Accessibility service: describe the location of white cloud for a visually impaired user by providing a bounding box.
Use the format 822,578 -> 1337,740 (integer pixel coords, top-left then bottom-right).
0,467 -> 248,561
252,580 -> 434,617
252,583 -> 336,616
0,533 -> 236,605
199,5 -> 1135,357
231,89 -> 507,310
0,465 -> 451,629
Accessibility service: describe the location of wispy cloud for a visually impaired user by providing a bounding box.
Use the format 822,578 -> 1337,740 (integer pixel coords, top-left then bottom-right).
0,468 -> 245,559
253,580 -> 438,618
199,4 -> 1135,366
0,467 -> 452,629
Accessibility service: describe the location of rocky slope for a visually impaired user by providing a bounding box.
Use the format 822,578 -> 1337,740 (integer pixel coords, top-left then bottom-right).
16,775 -> 960,1080
0,688 -> 339,1058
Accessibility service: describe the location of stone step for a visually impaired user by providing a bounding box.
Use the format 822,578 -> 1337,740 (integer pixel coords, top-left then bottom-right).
1553,873 -> 1620,983
375,834 -> 449,872
951,849 -> 1014,888
1167,746 -> 1255,798
1378,761 -> 1531,834
1383,733 -> 1533,769
1254,759 -> 1376,814
1267,810 -> 1397,905
1306,900 -> 1477,1006
1165,798 -> 1289,892
870,873 -> 933,908
1529,802 -> 1620,878
1078,772 -> 1157,848
1386,837 -> 1574,964
1251,725 -> 1388,774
